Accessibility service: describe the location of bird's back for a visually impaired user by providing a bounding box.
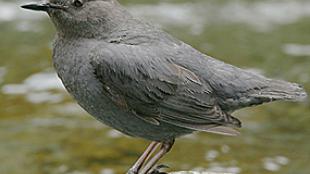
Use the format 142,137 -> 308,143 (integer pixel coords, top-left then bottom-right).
107,20 -> 307,112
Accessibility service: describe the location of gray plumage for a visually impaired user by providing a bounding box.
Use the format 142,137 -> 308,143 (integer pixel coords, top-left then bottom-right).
22,0 -> 307,141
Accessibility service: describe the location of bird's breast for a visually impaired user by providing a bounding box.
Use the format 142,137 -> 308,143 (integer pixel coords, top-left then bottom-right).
52,39 -> 117,120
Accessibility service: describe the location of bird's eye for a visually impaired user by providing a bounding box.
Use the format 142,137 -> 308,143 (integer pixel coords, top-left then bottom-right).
72,0 -> 84,7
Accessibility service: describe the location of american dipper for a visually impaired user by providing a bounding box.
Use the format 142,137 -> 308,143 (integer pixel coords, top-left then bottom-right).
21,0 -> 307,173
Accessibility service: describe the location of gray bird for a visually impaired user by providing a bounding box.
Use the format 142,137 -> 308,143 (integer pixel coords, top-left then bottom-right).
21,0 -> 307,173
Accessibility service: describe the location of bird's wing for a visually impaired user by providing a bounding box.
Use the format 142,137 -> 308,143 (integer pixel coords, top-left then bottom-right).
90,43 -> 241,135
198,56 -> 307,111
164,43 -> 307,112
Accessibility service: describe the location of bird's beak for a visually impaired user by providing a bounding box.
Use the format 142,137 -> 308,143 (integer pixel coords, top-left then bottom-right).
21,2 -> 67,12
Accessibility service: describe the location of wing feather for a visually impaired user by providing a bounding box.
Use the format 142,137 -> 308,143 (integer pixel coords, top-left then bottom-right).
90,43 -> 241,134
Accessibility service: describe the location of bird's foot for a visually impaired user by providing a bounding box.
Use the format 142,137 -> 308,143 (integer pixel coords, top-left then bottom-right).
149,164 -> 170,174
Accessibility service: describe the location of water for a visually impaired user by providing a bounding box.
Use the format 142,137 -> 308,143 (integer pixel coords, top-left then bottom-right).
0,0 -> 309,174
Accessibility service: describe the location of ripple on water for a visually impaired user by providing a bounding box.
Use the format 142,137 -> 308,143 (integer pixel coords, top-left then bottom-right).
283,44 -> 310,57
1,71 -> 65,104
26,92 -> 63,104
0,2 -> 45,22
205,150 -> 219,161
100,168 -> 115,174
262,156 -> 290,172
3,0 -> 310,33
129,1 -> 310,33
221,145 -> 230,154
106,129 -> 124,138
192,163 -> 241,174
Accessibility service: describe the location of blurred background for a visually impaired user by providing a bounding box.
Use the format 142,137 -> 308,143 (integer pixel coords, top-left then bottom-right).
0,0 -> 310,174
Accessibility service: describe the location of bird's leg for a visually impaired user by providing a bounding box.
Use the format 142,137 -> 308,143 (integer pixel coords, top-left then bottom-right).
139,139 -> 175,174
127,142 -> 160,174
144,142 -> 161,163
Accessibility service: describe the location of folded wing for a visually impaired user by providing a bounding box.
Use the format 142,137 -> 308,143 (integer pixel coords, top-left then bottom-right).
90,43 -> 241,135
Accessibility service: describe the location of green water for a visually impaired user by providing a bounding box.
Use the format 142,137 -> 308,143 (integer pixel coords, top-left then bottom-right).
0,0 -> 309,174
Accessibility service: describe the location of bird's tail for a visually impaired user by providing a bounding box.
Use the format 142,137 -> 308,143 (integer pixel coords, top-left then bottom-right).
250,79 -> 308,102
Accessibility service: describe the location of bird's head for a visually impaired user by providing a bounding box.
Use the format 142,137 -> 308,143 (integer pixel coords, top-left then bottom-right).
21,0 -> 131,38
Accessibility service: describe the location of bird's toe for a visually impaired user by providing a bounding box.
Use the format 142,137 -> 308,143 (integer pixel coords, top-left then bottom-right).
127,168 -> 138,174
149,164 -> 170,174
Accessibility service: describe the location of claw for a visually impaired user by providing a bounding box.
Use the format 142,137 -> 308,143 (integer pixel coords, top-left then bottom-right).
156,164 -> 170,170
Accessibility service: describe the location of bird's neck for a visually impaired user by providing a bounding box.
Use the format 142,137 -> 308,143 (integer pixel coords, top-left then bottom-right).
55,8 -> 135,40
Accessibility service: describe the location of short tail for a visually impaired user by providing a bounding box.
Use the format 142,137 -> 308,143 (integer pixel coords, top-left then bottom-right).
251,79 -> 308,102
